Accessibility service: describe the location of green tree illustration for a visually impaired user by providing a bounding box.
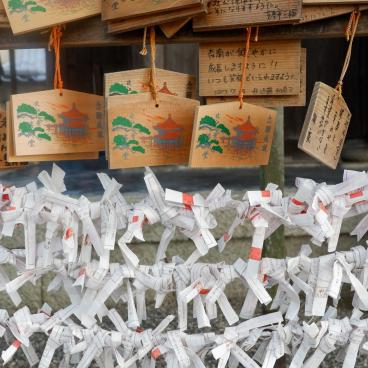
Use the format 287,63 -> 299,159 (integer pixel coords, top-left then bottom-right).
38,111 -> 56,123
133,123 -> 150,135
8,0 -> 46,21
112,116 -> 151,159
112,116 -> 151,137
18,122 -> 51,142
17,103 -> 37,117
113,134 -> 145,156
112,116 -> 133,129
17,103 -> 55,144
109,83 -> 138,96
17,103 -> 56,126
197,115 -> 230,157
37,133 -> 51,141
18,121 -> 33,136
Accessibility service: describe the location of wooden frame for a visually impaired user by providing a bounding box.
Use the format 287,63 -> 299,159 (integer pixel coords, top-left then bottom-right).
0,13 -> 367,49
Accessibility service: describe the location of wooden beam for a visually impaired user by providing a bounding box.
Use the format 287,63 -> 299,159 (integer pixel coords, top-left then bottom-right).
0,11 -> 367,49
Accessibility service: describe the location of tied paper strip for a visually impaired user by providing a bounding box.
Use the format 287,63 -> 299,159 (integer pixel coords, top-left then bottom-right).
1,165 -> 368,367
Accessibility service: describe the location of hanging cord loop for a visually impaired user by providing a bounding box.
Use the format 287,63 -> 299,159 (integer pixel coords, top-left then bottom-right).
48,25 -> 64,96
238,27 -> 252,109
149,27 -> 159,107
140,27 -> 148,56
336,10 -> 360,97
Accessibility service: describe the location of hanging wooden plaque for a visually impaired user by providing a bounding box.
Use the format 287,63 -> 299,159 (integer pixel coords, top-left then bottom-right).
193,0 -> 302,31
199,40 -> 301,97
6,102 -> 98,162
303,0 -> 368,5
189,101 -> 276,167
206,48 -> 306,107
3,0 -> 101,35
0,2 -> 9,27
105,68 -> 196,99
300,5 -> 368,23
102,0 -> 202,21
10,89 -> 104,157
298,82 -> 351,169
0,104 -> 27,169
107,92 -> 199,169
106,3 -> 207,34
160,17 -> 192,38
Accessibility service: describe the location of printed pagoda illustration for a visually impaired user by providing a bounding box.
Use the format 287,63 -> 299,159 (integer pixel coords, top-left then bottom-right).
153,114 -> 183,148
231,116 -> 257,151
158,82 -> 177,96
58,103 -> 89,137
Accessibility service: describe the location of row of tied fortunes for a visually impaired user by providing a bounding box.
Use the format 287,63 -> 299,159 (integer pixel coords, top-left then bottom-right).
0,164 -> 368,367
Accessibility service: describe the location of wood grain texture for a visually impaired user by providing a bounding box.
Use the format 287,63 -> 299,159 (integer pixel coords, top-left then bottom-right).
0,103 -> 28,168
189,101 -> 277,167
300,4 -> 368,23
107,92 -> 199,169
107,4 -> 206,33
199,40 -> 301,97
3,0 -> 101,35
1,13 -> 368,48
193,0 -> 302,31
104,68 -> 196,99
298,82 -> 351,169
11,89 -> 105,157
6,102 -> 98,162
160,17 -> 192,38
206,48 -> 306,107
102,0 -> 202,20
303,0 -> 368,5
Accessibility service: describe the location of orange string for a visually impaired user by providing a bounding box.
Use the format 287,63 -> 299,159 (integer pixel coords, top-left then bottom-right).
336,10 -> 360,96
149,27 -> 158,106
238,27 -> 252,109
48,25 -> 63,95
254,26 -> 259,42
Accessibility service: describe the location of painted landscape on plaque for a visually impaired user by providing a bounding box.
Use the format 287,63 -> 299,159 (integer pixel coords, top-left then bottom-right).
5,0 -> 101,34
105,68 -> 196,99
11,90 -> 104,156
107,93 -> 198,168
190,101 -> 276,167
111,112 -> 187,159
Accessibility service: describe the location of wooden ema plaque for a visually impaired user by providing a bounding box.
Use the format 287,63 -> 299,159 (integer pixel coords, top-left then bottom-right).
199,40 -> 301,97
106,3 -> 207,34
0,104 -> 27,169
206,48 -> 306,107
193,0 -> 302,31
298,82 -> 351,169
189,101 -> 276,167
10,90 -> 104,157
105,68 -> 196,99
300,5 -> 368,23
160,17 -> 192,38
3,0 -> 101,35
6,102 -> 98,162
107,92 -> 199,169
102,0 -> 202,21
303,0 -> 368,5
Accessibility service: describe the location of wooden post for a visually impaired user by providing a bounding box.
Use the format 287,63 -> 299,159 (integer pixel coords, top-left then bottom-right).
260,107 -> 285,259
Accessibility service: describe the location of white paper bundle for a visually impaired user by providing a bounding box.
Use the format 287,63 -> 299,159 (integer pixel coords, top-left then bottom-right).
0,165 -> 367,367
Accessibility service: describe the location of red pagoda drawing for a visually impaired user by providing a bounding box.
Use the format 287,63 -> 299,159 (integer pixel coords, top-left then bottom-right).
231,116 -> 257,151
58,103 -> 89,137
153,114 -> 183,148
158,82 -> 177,96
